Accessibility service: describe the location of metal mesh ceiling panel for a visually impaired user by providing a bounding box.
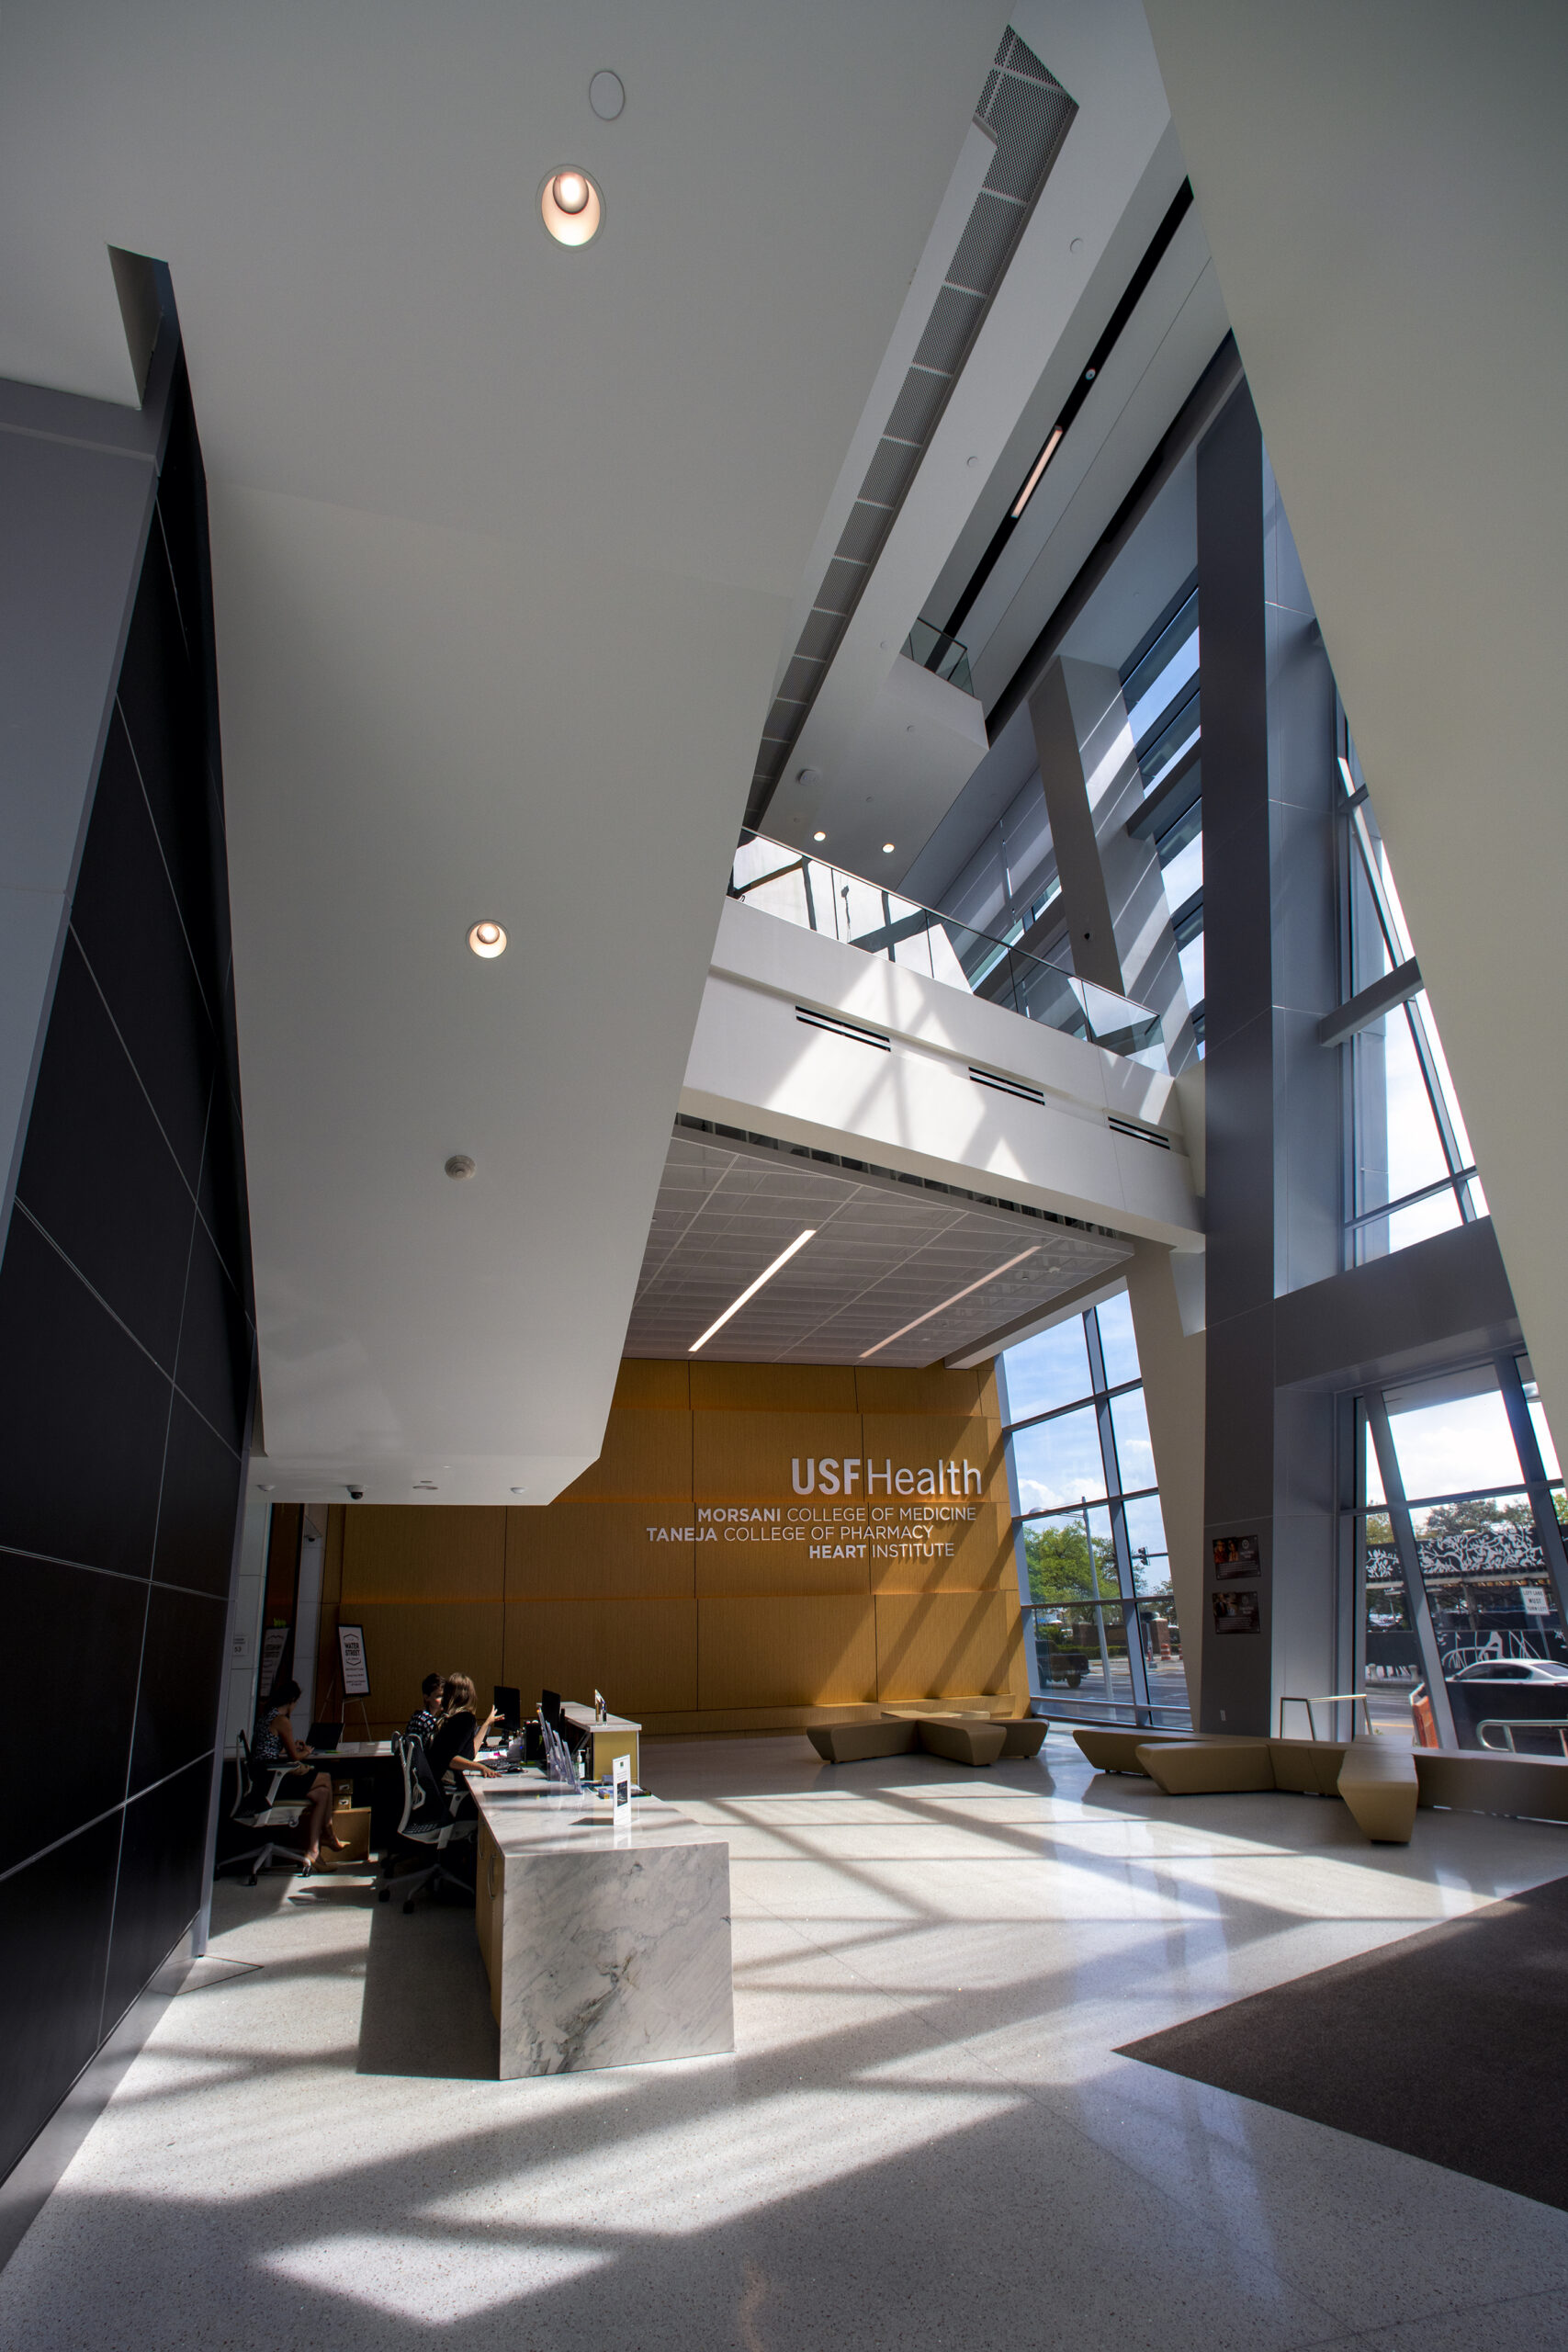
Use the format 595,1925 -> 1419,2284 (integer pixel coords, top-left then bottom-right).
744,28 -> 1076,833
625,1123 -> 1129,1365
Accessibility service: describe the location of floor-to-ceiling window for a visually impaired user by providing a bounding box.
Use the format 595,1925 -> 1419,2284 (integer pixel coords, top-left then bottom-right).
999,1294 -> 1190,1726
1337,720 -> 1483,1261
1348,1355 -> 1568,1750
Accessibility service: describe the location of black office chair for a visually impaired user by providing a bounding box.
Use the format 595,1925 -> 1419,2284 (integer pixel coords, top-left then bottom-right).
216,1728 -> 310,1885
376,1734 -> 477,1912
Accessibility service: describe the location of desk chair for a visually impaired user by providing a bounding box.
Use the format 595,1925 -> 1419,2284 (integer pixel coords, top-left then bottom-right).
217,1729 -> 310,1884
376,1735 -> 477,1912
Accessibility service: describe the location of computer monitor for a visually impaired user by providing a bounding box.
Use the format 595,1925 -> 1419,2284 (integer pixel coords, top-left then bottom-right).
539,1688 -> 562,1728
493,1683 -> 522,1732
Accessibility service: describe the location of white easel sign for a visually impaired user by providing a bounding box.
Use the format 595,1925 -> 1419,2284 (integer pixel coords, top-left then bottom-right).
337,1623 -> 371,1698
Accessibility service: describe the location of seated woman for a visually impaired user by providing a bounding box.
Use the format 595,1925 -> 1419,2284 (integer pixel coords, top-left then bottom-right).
405,1672 -> 445,1743
254,1679 -> 346,1873
426,1673 -> 500,1791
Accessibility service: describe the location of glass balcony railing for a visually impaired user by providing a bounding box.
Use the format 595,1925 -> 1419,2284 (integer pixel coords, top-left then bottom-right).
730,833 -> 1164,1064
902,617 -> 976,697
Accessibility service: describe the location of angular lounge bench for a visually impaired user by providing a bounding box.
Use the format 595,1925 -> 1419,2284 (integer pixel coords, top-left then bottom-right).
1337,1736 -> 1420,1841
1074,1726 -> 1421,1843
1076,1724 -> 1568,1842
809,1713 -> 1043,1768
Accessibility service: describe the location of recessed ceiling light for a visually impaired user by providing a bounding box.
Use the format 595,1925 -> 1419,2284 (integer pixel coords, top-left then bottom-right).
256,1482 -> 276,1492
882,842 -> 895,855
813,831 -> 827,842
510,1485 -> 529,1495
445,1154 -> 476,1181
690,1227 -> 817,1353
1010,424 -> 1064,520
589,70 -> 625,120
468,920 -> 506,957
541,168 -> 603,246
860,1246 -> 1041,1360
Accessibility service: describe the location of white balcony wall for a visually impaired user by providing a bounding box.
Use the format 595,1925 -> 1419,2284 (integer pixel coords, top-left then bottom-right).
684,899 -> 1203,1250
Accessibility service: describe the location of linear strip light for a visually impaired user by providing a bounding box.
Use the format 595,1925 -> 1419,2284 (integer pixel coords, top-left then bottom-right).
689,1228 -> 817,1353
1010,427 -> 1064,520
860,1246 -> 1040,1360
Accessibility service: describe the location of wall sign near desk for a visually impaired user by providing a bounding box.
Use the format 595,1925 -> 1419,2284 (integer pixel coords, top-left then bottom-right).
337,1623 -> 371,1697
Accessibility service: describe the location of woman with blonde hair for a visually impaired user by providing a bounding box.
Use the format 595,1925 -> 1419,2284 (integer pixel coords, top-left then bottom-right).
426,1672 -> 500,1787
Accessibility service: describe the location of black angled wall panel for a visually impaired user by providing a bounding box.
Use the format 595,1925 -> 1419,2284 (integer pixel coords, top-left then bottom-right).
0,346 -> 254,2198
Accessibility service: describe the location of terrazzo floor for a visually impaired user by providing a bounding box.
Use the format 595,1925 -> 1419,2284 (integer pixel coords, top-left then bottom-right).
3,1731 -> 1567,2350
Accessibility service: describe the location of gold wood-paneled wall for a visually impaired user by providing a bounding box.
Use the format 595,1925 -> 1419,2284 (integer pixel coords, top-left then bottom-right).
321,1360 -> 1026,1736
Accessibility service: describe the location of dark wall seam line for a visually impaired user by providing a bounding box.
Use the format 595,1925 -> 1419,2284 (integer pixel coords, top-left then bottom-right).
0,1747 -> 217,1893
108,696 -> 220,1037
62,921 -> 207,1224
9,1195 -> 245,1464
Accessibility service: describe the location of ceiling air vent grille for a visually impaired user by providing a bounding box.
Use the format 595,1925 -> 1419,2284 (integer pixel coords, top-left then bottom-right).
1108,1114 -> 1172,1150
970,1066 -> 1045,1107
795,1006 -> 892,1052
745,28 -> 1077,833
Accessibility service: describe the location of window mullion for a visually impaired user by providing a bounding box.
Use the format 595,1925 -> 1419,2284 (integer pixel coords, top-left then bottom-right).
1365,1392 -> 1458,1747
1403,995 -> 1470,1206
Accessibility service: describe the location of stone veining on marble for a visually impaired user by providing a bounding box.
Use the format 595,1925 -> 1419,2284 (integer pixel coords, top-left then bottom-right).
476,1791 -> 734,2077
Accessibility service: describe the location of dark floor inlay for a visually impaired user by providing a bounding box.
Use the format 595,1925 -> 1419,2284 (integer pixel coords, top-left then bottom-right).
1119,1871 -> 1568,2210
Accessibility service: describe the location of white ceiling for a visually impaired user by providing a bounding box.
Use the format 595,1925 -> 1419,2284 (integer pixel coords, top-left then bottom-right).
0,1 -> 1006,1503
1141,1 -> 1568,1459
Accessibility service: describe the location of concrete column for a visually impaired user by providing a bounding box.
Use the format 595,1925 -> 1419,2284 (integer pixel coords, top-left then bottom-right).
1029,655 -> 1198,1067
1197,383 -> 1341,1734
1125,1240 -> 1206,1722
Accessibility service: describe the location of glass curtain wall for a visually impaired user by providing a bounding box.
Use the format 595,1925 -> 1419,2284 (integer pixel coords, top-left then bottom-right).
1124,581 -> 1204,1044
999,1295 -> 1190,1726
1337,719 -> 1483,1261
1347,1356 -> 1568,1751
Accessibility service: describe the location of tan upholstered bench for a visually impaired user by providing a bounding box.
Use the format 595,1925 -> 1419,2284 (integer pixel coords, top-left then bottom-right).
808,1712 -> 1019,1767
1412,1746 -> 1568,1820
1073,1727 -> 1181,1774
1138,1738 -> 1277,1793
1269,1737 -> 1349,1794
1073,1726 -> 1262,1775
915,1717 -> 1007,1767
1335,1736 -> 1419,1841
807,1720 -> 919,1764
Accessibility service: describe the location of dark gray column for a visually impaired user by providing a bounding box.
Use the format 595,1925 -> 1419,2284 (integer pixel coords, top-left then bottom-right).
1030,657 -> 1198,1068
1196,385 -> 1341,1734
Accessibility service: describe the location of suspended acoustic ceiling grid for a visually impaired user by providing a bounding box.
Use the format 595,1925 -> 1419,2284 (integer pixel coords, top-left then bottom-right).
624,1121 -> 1129,1366
745,28 -> 1077,834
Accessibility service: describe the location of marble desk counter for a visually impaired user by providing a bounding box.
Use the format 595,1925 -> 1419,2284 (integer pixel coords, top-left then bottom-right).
470,1783 -> 734,2078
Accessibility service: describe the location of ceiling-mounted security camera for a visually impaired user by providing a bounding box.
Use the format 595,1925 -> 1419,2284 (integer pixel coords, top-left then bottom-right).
347,1485 -> 364,1500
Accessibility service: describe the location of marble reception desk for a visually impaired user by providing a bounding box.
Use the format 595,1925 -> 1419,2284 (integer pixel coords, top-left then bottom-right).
471,1781 -> 734,2077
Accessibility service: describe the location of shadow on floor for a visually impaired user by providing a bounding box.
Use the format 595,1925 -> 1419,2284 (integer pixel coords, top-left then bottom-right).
355,1879 -> 498,2081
